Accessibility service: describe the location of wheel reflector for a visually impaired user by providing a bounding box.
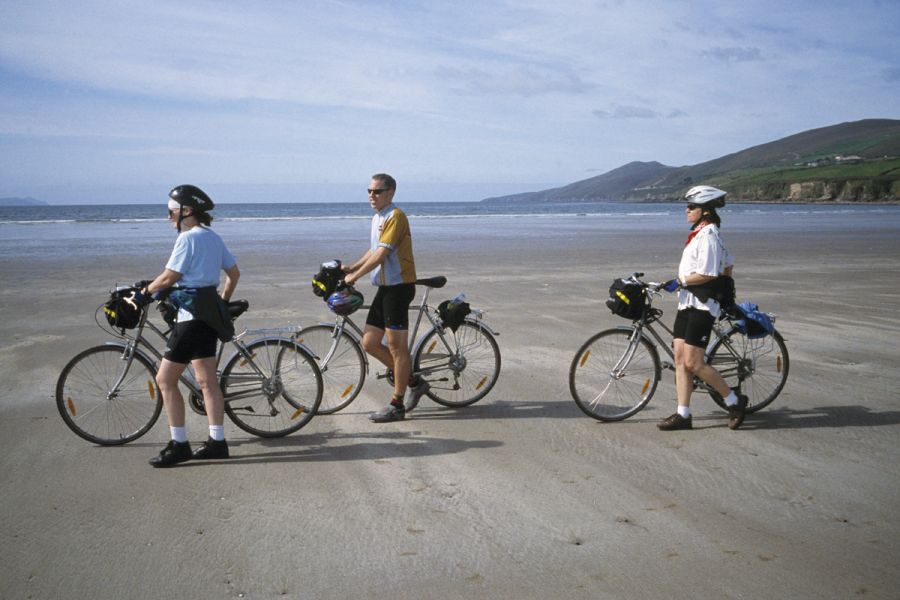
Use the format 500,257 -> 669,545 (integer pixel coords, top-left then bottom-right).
291,407 -> 307,420
67,397 -> 76,416
341,384 -> 354,398
580,350 -> 591,367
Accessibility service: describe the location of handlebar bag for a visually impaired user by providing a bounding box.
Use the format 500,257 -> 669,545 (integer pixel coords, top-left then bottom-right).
606,279 -> 645,320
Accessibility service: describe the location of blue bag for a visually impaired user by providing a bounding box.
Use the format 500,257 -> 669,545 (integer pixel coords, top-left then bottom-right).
732,302 -> 775,339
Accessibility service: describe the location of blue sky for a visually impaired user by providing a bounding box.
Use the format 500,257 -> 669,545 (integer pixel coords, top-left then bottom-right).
1,0 -> 898,203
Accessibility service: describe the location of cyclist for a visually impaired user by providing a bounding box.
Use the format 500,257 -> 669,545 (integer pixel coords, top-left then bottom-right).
342,173 -> 429,422
659,185 -> 748,431
134,184 -> 241,466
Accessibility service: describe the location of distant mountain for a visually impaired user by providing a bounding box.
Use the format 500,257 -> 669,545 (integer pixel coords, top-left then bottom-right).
0,197 -> 47,206
484,119 -> 900,203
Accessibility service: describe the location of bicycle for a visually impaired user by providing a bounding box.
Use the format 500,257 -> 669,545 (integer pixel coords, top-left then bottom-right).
569,273 -> 789,422
295,275 -> 501,414
56,283 -> 323,445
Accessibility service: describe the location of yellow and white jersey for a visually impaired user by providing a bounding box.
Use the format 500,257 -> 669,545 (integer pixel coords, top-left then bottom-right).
370,204 -> 417,286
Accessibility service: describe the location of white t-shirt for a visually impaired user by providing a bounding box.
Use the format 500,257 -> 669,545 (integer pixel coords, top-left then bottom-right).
676,223 -> 734,317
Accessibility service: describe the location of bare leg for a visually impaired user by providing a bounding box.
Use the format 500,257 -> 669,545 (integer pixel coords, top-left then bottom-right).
156,358 -> 188,427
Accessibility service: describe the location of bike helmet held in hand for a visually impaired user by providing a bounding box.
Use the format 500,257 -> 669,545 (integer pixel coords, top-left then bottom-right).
326,288 -> 364,316
684,185 -> 727,208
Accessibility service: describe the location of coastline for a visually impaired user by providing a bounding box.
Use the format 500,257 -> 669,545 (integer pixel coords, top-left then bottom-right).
2,215 -> 899,599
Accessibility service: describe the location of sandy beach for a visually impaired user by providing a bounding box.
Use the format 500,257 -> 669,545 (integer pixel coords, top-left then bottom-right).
2,214 -> 899,599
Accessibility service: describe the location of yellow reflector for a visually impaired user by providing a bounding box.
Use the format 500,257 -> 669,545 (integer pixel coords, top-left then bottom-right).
579,350 -> 591,367
641,379 -> 650,395
341,384 -> 354,398
475,376 -> 487,390
427,341 -> 437,353
67,397 -> 77,416
291,407 -> 307,420
240,352 -> 257,367
147,380 -> 155,400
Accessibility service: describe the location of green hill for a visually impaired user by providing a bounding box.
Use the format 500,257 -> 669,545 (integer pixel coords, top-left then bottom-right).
484,119 -> 900,203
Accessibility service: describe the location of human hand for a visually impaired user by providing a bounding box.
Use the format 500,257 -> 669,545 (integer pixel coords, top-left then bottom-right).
662,278 -> 681,293
131,290 -> 153,306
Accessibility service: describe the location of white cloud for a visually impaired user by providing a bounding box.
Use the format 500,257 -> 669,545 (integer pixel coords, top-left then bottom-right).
1,0 -> 898,193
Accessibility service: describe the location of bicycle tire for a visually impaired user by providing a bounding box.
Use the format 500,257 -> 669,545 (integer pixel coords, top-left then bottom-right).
294,324 -> 366,414
412,320 -> 501,408
707,327 -> 789,414
220,338 -> 323,437
569,329 -> 661,421
55,345 -> 163,445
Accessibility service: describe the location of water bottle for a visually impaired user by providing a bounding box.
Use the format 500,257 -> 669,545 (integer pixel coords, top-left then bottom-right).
448,293 -> 466,309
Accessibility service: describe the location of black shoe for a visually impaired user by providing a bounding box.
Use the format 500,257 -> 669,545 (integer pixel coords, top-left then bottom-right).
192,438 -> 229,460
404,377 -> 431,413
370,404 -> 406,423
728,394 -> 749,430
149,440 -> 192,468
657,413 -> 693,431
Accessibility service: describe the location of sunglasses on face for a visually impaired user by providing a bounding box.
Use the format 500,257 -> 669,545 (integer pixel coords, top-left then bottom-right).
686,204 -> 700,211
367,188 -> 389,196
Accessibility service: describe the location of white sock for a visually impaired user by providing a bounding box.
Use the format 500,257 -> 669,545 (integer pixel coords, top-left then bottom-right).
170,426 -> 188,443
677,405 -> 691,418
724,391 -> 738,406
209,425 -> 225,442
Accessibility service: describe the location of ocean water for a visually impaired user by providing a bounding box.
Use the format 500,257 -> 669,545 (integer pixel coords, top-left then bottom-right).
2,201 -> 900,261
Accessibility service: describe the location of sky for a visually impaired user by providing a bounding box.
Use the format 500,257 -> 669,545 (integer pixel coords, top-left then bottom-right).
1,0 -> 898,204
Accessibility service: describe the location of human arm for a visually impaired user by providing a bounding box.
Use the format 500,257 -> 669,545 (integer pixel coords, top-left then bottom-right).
144,269 -> 183,297
343,249 -> 372,276
344,247 -> 390,286
220,264 -> 240,301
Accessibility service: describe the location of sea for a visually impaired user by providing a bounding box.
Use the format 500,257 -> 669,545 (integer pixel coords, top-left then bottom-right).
2,201 -> 900,261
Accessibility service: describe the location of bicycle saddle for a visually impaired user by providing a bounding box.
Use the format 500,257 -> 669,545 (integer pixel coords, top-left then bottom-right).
227,299 -> 250,320
415,276 -> 447,288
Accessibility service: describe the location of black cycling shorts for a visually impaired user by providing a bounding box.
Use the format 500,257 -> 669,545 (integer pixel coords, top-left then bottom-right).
673,307 -> 715,348
164,319 -> 219,364
366,283 -> 416,331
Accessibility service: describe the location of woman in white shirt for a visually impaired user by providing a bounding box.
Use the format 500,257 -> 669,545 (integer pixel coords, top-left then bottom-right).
658,186 -> 748,431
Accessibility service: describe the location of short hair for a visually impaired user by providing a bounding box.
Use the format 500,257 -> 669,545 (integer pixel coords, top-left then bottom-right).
371,173 -> 396,191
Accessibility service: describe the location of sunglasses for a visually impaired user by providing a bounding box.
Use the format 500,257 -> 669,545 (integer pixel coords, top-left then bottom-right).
686,204 -> 700,210
367,188 -> 389,196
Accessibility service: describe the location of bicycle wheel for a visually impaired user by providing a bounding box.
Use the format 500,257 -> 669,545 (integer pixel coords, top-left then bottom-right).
294,325 -> 366,414
55,345 -> 162,445
220,339 -> 323,437
569,329 -> 661,421
412,320 -> 501,408
707,327 -> 789,413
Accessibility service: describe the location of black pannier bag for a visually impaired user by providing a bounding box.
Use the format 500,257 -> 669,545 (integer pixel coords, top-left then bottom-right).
312,260 -> 343,298
606,279 -> 645,320
438,299 -> 471,332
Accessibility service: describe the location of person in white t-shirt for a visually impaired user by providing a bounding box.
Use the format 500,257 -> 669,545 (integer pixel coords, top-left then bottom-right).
658,186 -> 748,431
135,185 -> 240,467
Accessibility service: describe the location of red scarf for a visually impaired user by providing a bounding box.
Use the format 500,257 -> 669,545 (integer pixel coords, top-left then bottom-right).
685,221 -> 711,246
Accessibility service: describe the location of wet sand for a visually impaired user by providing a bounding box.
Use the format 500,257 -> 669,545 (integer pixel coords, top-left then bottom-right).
2,218 -> 899,599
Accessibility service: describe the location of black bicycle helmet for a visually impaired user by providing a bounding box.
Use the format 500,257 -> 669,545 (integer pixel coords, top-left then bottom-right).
169,184 -> 214,212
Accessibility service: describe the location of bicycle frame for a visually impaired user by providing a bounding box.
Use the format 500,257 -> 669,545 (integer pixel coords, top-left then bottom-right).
313,283 -> 498,378
103,305 -> 308,405
612,298 -> 748,397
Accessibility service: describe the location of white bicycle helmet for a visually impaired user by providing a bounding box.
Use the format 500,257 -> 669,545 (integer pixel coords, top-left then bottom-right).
684,185 -> 727,208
